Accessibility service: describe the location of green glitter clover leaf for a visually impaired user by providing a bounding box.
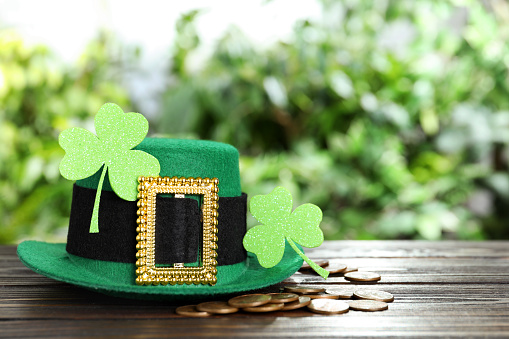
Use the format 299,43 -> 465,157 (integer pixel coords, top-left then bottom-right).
59,103 -> 160,233
243,186 -> 329,279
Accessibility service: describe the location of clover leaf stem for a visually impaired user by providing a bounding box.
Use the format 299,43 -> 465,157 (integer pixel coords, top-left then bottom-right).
90,165 -> 107,233
286,237 -> 329,279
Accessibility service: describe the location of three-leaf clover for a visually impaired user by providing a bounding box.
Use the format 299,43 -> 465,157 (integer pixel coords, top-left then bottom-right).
59,103 -> 160,233
243,186 -> 329,279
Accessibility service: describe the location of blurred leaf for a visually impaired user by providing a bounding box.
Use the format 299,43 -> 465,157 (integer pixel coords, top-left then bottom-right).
0,31 -> 132,243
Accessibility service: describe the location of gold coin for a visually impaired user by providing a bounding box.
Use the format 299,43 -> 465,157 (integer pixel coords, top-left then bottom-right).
299,259 -> 329,271
307,299 -> 349,315
349,300 -> 388,312
284,286 -> 326,294
343,266 -> 358,274
281,296 -> 311,311
354,289 -> 394,302
228,294 -> 271,308
175,305 -> 211,317
307,293 -> 339,300
324,263 -> 347,274
243,303 -> 285,313
266,293 -> 299,303
344,271 -> 381,282
196,301 -> 239,314
325,288 -> 353,299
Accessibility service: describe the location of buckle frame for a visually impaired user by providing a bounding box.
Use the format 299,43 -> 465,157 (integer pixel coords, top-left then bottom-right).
135,176 -> 219,286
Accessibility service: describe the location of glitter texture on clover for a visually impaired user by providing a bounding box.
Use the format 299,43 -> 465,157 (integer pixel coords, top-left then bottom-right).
59,103 -> 160,233
243,186 -> 329,279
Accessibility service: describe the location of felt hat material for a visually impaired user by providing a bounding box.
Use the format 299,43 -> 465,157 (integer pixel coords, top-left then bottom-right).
17,138 -> 303,299
17,241 -> 303,300
78,138 -> 242,197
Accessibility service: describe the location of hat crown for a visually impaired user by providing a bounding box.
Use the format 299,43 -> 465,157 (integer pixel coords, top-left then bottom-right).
76,138 -> 242,197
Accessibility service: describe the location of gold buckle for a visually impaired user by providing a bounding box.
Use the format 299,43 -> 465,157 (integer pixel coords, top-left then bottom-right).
135,176 -> 219,286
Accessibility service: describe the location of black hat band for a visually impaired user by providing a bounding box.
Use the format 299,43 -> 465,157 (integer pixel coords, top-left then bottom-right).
66,184 -> 247,266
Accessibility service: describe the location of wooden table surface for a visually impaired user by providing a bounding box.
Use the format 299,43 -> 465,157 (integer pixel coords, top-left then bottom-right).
2,241 -> 509,338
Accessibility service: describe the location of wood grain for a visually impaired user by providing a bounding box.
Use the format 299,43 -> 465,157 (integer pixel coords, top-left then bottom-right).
1,241 -> 508,338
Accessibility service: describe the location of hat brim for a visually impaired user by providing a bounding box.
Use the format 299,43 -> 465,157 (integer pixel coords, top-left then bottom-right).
17,240 -> 303,300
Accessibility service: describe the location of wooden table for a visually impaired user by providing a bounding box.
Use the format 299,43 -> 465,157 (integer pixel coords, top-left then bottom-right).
2,241 -> 509,338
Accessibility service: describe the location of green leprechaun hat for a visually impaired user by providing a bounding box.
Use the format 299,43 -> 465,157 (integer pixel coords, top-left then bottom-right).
16,103 -> 330,300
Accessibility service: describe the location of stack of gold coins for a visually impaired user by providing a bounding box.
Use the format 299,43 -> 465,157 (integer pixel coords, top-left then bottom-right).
285,286 -> 394,315
175,288 -> 394,317
176,293 -> 312,317
175,260 -> 394,317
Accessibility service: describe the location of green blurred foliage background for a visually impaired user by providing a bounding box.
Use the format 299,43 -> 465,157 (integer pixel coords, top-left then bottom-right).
2,0 -> 509,243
